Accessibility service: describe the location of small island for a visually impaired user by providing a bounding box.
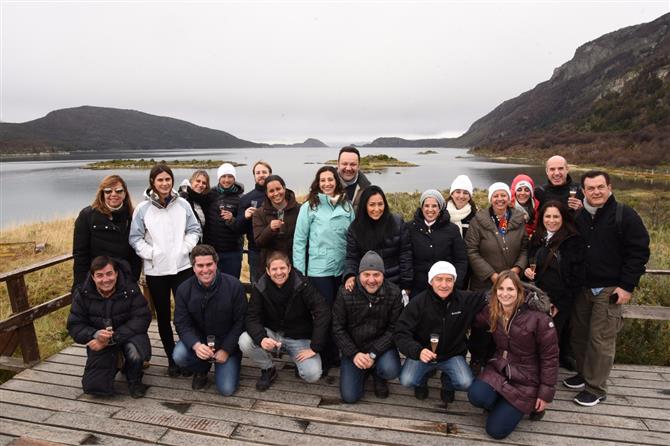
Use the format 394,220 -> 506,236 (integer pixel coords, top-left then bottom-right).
417,150 -> 438,155
323,154 -> 417,171
83,159 -> 246,170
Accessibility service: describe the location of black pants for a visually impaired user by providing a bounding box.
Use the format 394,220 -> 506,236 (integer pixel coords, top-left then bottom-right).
308,275 -> 341,368
146,268 -> 193,362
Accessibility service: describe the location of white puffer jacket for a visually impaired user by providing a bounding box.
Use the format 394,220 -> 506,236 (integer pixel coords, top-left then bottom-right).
129,189 -> 202,276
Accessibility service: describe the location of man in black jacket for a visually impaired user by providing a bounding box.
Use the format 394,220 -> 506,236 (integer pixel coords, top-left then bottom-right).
67,256 -> 151,398
565,171 -> 650,407
173,244 -> 248,395
337,146 -> 371,211
239,251 -> 331,391
395,261 -> 488,405
535,155 -> 584,211
333,251 -> 404,403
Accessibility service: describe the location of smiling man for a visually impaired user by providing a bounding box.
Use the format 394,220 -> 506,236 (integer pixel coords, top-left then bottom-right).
172,244 -> 247,395
337,146 -> 370,210
566,171 -> 649,407
535,155 -> 584,211
395,261 -> 488,407
332,251 -> 404,403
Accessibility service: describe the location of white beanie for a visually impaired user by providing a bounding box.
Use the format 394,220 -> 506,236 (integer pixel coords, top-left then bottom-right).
217,163 -> 237,180
428,261 -> 457,284
449,175 -> 473,196
488,182 -> 511,202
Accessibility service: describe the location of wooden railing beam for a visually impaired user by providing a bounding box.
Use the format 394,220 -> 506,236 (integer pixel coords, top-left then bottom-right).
6,275 -> 40,365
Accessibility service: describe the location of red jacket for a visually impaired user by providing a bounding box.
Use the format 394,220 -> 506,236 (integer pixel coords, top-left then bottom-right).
511,174 -> 539,236
475,284 -> 559,414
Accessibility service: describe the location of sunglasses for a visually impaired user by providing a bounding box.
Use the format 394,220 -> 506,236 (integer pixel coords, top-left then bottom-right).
103,188 -> 126,195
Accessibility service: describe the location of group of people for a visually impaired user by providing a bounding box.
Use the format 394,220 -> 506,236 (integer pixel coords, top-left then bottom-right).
68,149 -> 650,439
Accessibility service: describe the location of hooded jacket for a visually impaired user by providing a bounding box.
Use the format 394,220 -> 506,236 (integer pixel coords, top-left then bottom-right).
203,181 -> 245,252
475,284 -> 559,414
465,207 -> 529,291
252,189 -> 300,269
510,174 -> 540,236
129,189 -> 201,276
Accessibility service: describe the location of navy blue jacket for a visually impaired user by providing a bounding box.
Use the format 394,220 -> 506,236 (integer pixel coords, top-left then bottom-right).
237,184 -> 267,252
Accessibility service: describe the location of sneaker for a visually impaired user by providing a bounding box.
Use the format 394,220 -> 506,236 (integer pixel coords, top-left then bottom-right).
440,387 -> 455,404
373,377 -> 389,399
191,372 -> 208,390
256,367 -> 278,391
128,382 -> 147,399
563,374 -> 585,390
529,410 -> 545,421
414,384 -> 429,400
167,362 -> 181,378
574,390 -> 606,407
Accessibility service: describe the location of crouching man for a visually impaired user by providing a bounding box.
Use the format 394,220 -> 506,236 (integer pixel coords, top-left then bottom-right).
395,261 -> 488,406
67,256 -> 151,398
333,251 -> 403,403
239,251 -> 330,391
173,244 -> 247,395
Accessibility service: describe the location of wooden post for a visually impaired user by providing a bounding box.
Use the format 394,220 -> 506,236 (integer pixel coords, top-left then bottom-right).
6,275 -> 40,365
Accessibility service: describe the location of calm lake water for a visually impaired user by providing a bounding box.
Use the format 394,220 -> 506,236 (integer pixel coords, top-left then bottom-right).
0,147 -> 664,228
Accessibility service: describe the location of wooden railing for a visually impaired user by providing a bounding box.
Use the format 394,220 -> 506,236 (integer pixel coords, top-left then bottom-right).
0,255 -> 668,371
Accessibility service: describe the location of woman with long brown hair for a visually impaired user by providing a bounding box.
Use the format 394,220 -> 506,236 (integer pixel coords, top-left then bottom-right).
72,175 -> 141,288
468,270 -> 558,439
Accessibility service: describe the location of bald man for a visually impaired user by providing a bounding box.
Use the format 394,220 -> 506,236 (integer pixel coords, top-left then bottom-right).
534,155 -> 583,211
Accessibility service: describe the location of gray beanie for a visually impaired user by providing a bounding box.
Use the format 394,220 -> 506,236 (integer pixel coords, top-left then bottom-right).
359,250 -> 385,274
420,189 -> 446,210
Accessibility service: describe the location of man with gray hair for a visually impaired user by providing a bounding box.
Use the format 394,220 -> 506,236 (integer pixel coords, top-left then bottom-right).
332,250 -> 404,403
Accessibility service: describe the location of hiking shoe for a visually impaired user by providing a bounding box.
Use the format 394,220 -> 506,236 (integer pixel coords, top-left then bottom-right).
373,377 -> 389,399
529,410 -> 545,421
181,369 -> 193,377
256,367 -> 278,391
167,361 -> 181,378
128,382 -> 147,399
574,390 -> 606,407
414,384 -> 429,400
563,374 -> 585,390
440,387 -> 455,404
191,372 -> 208,390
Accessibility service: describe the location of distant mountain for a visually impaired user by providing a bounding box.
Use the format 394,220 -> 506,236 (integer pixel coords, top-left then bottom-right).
268,138 -> 328,148
0,106 -> 263,152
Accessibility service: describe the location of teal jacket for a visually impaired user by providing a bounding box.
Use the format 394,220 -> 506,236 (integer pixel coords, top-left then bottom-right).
293,194 -> 354,277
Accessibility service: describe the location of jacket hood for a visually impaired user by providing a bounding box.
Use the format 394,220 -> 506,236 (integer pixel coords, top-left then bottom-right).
215,181 -> 245,195
144,188 -> 179,209
81,259 -> 134,300
261,189 -> 299,212
523,282 -> 551,314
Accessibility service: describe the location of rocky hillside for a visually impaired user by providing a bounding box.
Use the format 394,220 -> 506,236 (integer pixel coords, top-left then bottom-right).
0,106 -> 262,152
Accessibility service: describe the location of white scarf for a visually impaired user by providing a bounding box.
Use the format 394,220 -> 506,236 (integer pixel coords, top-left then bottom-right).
447,201 -> 472,236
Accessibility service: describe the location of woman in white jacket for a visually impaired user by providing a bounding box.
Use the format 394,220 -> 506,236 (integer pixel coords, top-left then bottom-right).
130,163 -> 201,377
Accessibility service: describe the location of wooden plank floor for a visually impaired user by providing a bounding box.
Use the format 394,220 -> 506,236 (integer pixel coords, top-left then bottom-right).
1,323 -> 669,445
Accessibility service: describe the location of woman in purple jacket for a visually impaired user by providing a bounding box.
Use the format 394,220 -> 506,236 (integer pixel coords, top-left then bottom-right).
468,270 -> 558,439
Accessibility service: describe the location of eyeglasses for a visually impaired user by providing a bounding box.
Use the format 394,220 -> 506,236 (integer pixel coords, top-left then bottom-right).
103,188 -> 125,195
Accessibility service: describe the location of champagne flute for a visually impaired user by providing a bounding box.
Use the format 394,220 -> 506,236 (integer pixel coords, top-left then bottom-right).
103,318 -> 115,345
569,185 -> 578,199
277,209 -> 285,234
429,333 -> 439,363
206,335 -> 216,363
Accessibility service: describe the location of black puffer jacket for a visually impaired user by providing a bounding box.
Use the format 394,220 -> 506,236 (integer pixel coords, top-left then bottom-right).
237,184 -> 267,251
174,272 -> 247,354
344,214 -> 413,290
332,279 -> 403,358
534,174 -> 584,209
409,208 -> 468,293
72,206 -> 141,288
67,261 -> 151,360
246,270 -> 331,352
203,183 -> 245,252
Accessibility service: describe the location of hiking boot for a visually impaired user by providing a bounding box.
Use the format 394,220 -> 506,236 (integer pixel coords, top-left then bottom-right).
529,410 -> 545,421
256,367 -> 278,391
128,382 -> 147,399
414,384 -> 429,400
440,387 -> 455,404
167,361 -> 181,378
574,390 -> 606,407
191,372 -> 208,390
373,376 -> 389,399
563,374 -> 585,390
181,369 -> 193,377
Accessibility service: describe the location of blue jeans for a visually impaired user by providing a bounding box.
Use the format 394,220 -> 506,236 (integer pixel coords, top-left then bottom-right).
247,249 -> 261,285
172,341 -> 241,396
468,379 -> 524,439
217,250 -> 242,279
340,348 -> 401,403
399,355 -> 473,391
238,329 -> 322,383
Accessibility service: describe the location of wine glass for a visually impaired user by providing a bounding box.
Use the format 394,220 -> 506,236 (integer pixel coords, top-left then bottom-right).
103,318 -> 115,345
206,335 -> 216,363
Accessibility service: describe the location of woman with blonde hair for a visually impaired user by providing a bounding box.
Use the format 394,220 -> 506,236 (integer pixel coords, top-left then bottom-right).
179,169 -> 210,233
72,175 -> 140,288
468,270 -> 558,439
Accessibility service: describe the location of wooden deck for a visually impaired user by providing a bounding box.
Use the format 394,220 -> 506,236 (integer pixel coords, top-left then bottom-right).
1,324 -> 669,446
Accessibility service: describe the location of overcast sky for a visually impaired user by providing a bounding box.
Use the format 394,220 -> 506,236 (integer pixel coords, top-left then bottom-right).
1,1 -> 668,144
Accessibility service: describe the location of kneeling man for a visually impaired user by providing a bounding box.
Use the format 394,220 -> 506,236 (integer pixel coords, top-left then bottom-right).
333,251 -> 404,403
395,261 -> 487,405
173,244 -> 247,395
67,256 -> 151,398
239,251 -> 330,390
